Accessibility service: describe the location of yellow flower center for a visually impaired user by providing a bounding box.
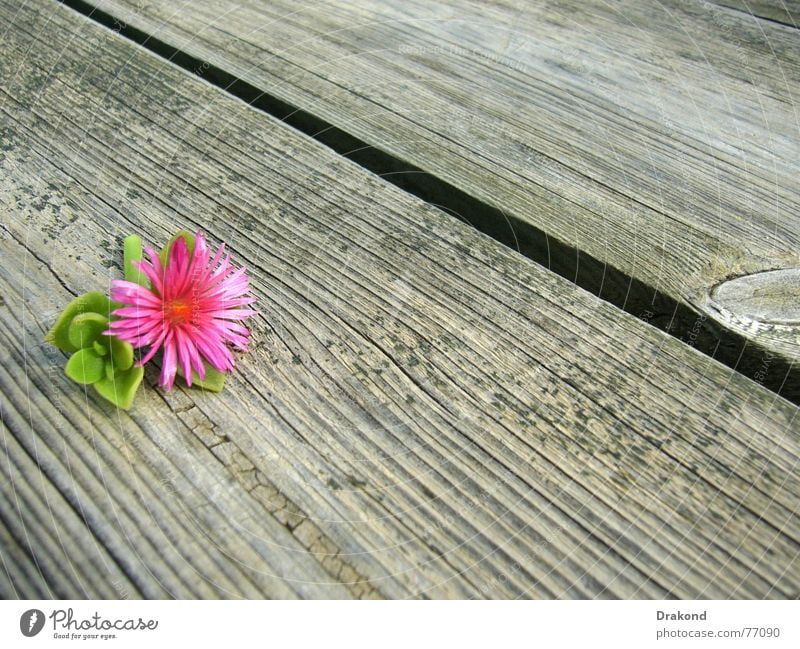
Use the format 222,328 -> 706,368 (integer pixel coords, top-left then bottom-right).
165,299 -> 193,325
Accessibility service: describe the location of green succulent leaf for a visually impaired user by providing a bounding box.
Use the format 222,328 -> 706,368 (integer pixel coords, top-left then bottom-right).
107,336 -> 134,371
68,312 -> 109,349
177,362 -> 226,392
124,234 -> 147,286
159,230 -> 196,268
65,348 -> 105,384
46,291 -> 111,353
93,340 -> 109,356
94,365 -> 145,410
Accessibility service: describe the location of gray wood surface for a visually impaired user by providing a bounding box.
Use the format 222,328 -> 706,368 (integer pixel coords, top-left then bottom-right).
77,0 -> 800,374
1,0 -> 799,599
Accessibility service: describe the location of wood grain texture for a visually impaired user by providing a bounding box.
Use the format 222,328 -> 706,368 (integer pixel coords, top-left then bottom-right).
709,0 -> 799,26
75,0 -> 800,372
1,0 -> 799,599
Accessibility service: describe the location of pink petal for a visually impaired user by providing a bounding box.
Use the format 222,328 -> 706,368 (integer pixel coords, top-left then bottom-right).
160,333 -> 178,391
174,328 -> 195,387
135,327 -> 168,367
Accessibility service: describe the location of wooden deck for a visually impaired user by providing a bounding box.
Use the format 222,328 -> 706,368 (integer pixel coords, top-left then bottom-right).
1,0 -> 798,598
72,0 -> 800,397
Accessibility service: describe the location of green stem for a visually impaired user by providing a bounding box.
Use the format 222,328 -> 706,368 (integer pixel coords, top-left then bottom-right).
123,234 -> 145,285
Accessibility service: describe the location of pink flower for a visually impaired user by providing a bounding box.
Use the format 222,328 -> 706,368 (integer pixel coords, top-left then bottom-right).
106,231 -> 256,391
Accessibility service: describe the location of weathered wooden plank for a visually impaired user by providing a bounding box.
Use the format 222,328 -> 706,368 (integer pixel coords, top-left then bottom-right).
0,335 -> 355,599
0,521 -> 49,599
0,416 -> 142,599
71,0 -> 800,386
1,0 -> 799,599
